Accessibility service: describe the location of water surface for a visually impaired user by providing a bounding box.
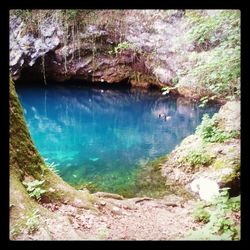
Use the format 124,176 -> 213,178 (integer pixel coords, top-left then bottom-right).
16,83 -> 219,195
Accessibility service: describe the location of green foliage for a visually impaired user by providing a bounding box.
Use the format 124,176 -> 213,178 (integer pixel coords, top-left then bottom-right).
228,130 -> 240,139
62,9 -> 80,21
44,159 -> 60,175
186,10 -> 240,50
213,159 -> 226,169
185,10 -> 240,99
211,188 -> 240,212
196,114 -> 239,143
115,41 -> 131,53
192,46 -> 240,98
161,86 -> 177,95
183,149 -> 212,168
192,200 -> 210,223
10,221 -> 22,239
187,11 -> 220,49
198,95 -> 216,108
186,189 -> 240,240
172,77 -> 179,84
206,189 -> 240,240
25,209 -> 40,234
22,179 -> 46,200
199,96 -> 209,108
76,182 -> 98,193
109,41 -> 136,55
11,9 -> 33,20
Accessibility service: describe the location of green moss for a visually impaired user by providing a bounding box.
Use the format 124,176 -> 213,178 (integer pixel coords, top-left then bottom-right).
131,155 -> 193,199
221,164 -> 240,184
213,159 -> 226,169
75,182 -> 98,193
10,78 -> 45,178
84,192 -> 97,204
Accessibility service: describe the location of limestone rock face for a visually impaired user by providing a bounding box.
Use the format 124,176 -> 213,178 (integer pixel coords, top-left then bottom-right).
215,101 -> 240,132
9,10 -> 240,99
9,16 -> 61,79
9,10 -> 190,89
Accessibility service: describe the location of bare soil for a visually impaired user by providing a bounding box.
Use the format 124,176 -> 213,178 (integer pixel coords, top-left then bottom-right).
15,194 -> 201,240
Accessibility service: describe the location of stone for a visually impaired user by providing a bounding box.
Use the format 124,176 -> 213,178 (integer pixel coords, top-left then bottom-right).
49,187 -> 55,192
94,192 -> 124,200
190,177 -> 219,202
100,201 -> 106,206
112,206 -> 123,215
41,24 -> 56,37
9,15 -> 63,78
216,101 -> 240,132
9,10 -> 240,97
73,198 -> 88,208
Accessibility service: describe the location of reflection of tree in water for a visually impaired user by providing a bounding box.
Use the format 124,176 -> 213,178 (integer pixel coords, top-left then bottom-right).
17,84 -> 219,191
150,95 -> 219,144
26,86 -> 216,156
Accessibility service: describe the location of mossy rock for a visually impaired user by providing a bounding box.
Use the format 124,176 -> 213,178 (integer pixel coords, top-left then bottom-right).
161,101 -> 240,198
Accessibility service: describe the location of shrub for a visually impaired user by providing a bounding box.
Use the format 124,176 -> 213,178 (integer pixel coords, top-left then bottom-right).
186,10 -> 240,51
186,189 -> 240,240
191,46 -> 240,98
183,149 -> 213,168
186,11 -> 222,51
192,200 -> 210,223
196,114 -> 239,143
185,10 -> 240,99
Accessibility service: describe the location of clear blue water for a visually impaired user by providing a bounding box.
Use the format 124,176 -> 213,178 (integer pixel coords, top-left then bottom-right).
16,83 -> 219,195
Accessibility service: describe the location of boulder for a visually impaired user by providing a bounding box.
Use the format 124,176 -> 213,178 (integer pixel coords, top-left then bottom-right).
190,177 -> 219,202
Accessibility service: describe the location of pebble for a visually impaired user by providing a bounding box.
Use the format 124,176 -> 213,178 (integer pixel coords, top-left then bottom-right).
100,201 -> 106,206
112,206 -> 123,215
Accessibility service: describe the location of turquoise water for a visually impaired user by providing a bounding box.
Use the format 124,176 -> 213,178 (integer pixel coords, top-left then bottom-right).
16,83 -> 219,195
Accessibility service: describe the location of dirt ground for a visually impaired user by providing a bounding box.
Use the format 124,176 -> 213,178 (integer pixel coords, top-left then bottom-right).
15,194 -> 201,240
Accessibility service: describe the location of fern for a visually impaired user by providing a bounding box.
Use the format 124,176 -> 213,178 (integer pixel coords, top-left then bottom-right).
22,179 -> 46,200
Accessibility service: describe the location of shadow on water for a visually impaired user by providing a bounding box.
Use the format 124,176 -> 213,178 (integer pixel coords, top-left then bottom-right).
16,82 -> 220,197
